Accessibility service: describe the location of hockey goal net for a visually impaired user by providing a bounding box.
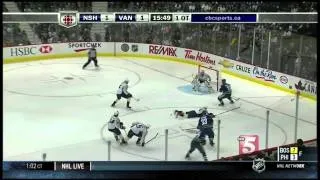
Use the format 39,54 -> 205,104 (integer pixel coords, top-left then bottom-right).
197,64 -> 221,92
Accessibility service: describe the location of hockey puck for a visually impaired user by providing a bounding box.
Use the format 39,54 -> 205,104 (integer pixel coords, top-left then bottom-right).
64,77 -> 74,80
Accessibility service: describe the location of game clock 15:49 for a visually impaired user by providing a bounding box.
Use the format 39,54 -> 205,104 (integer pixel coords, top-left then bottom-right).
150,14 -> 173,22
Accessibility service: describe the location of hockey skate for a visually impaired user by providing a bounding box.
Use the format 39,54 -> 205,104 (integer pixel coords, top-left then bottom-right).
126,102 -> 132,109
136,138 -> 141,145
120,139 -> 127,145
218,103 -> 224,106
185,153 -> 191,160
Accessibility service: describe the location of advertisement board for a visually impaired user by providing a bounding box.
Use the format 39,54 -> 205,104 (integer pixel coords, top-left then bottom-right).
3,42 -> 316,100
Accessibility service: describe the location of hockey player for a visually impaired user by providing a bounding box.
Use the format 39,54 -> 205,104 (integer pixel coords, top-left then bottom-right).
218,79 -> 234,106
111,79 -> 133,109
192,70 -> 212,91
197,108 -> 215,146
82,45 -> 99,69
185,133 -> 208,161
108,111 -> 127,144
126,122 -> 150,147
174,107 -> 215,119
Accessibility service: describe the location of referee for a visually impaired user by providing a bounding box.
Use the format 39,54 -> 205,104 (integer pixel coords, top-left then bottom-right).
82,45 -> 99,69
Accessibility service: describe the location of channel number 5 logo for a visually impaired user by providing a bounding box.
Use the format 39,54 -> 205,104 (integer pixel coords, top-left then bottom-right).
238,135 -> 259,154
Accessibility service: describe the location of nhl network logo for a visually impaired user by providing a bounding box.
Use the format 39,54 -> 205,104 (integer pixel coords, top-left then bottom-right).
252,158 -> 266,173
58,11 -> 78,28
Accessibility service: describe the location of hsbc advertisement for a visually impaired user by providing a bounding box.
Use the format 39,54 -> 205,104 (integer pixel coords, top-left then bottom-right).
9,45 -> 53,57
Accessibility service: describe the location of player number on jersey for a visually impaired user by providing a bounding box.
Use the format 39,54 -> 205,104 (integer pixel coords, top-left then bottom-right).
200,116 -> 207,125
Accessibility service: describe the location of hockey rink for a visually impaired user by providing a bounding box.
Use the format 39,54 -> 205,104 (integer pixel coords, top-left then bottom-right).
3,57 -> 317,161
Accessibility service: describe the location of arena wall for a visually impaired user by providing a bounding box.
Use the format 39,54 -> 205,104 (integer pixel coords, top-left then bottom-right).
3,42 -> 317,101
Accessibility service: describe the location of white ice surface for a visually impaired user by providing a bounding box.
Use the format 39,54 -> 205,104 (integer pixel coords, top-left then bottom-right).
3,57 -> 317,161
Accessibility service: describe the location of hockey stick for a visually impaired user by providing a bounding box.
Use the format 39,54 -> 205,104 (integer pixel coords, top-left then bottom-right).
215,106 -> 240,116
145,133 -> 159,144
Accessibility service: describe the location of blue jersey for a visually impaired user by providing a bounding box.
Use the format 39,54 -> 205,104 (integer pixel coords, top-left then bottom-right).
219,83 -> 232,94
197,113 -> 213,129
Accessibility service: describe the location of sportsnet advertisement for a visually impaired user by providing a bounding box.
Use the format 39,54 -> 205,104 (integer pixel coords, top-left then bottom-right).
67,42 -> 105,52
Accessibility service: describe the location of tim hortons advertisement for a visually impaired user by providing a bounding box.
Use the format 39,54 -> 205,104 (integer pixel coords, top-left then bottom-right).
149,45 -> 177,57
294,79 -> 317,96
184,49 -> 215,65
10,45 -> 53,57
252,66 -> 277,83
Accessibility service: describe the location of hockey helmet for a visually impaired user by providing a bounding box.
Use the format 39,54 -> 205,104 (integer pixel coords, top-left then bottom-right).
200,70 -> 205,75
222,79 -> 226,84
124,79 -> 129,84
114,111 -> 119,117
132,122 -> 139,126
198,107 -> 208,114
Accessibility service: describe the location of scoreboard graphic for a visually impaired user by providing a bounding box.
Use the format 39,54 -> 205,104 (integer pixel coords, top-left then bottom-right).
277,146 -> 303,161
3,11 -> 318,28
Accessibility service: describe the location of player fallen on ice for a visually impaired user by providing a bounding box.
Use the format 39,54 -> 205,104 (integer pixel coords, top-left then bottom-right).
185,133 -> 208,161
126,122 -> 150,147
197,107 -> 215,146
108,111 -> 127,145
82,45 -> 99,69
218,79 -> 234,106
174,107 -> 215,119
111,79 -> 133,109
192,70 -> 213,92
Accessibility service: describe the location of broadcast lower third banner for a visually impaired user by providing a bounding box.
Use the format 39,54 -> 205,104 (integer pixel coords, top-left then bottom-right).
3,161 -> 317,178
3,161 -> 317,171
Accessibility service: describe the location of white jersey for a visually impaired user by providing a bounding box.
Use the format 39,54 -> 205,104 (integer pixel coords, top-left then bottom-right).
88,48 -> 97,58
108,115 -> 121,130
196,73 -> 211,82
117,82 -> 129,95
130,123 -> 148,142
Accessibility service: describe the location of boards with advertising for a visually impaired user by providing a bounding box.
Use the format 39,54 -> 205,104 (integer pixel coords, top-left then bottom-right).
3,42 -> 317,100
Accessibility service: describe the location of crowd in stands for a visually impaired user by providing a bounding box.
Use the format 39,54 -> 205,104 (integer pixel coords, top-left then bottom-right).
107,2 -> 317,13
15,2 -> 93,43
3,3 -> 30,46
3,2 -> 317,81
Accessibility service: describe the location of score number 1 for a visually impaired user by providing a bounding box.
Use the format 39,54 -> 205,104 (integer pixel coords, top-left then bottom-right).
101,14 -> 115,22
136,14 -> 149,22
